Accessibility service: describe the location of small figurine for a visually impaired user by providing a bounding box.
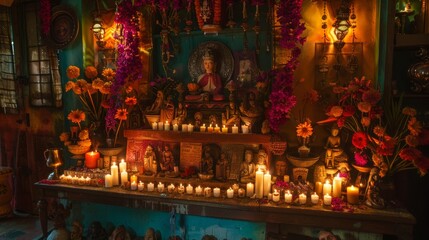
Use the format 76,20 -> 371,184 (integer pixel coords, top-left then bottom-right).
274,158 -> 287,178
172,102 -> 187,126
365,167 -> 386,209
201,145 -> 214,174
216,152 -> 228,180
240,149 -> 256,183
70,221 -> 83,240
160,144 -> 175,174
222,101 -> 241,127
256,149 -> 268,173
239,91 -> 263,118
194,112 -> 203,128
87,221 -> 108,240
109,225 -> 131,240
143,145 -> 157,176
160,95 -> 175,123
146,90 -> 164,114
144,227 -> 158,240
324,124 -> 347,168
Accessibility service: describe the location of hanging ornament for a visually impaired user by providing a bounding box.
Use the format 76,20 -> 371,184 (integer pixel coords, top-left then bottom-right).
252,0 -> 264,54
226,0 -> 236,28
194,0 -> 222,34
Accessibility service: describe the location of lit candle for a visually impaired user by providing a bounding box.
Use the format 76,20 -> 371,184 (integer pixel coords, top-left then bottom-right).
158,121 -> 164,130
263,171 -> 272,197
238,188 -> 245,198
131,181 -> 137,191
188,123 -> 194,132
284,190 -> 293,203
59,174 -> 66,183
157,182 -> 165,192
347,185 -> 359,205
120,170 -> 128,185
72,175 -> 78,185
232,124 -> 239,134
167,183 -> 175,193
246,182 -> 254,197
311,192 -> 319,204
111,162 -> 119,186
323,180 -> 332,196
227,187 -> 234,198
85,177 -> 91,185
152,122 -> 158,130
207,124 -> 214,132
200,123 -> 206,132
181,124 -> 188,132
241,125 -> 249,134
138,181 -> 144,191
299,193 -> 307,205
173,123 -> 179,131
186,184 -> 193,194
255,168 -> 264,199
213,187 -> 221,197
147,182 -> 155,192
284,175 -> 290,183
104,174 -> 113,188
333,174 -> 342,198
222,125 -> 228,133
85,151 -> 100,169
232,183 -> 239,194
130,175 -> 138,184
119,159 -> 127,173
204,187 -> 212,197
272,189 -> 280,202
323,193 -> 332,205
178,183 -> 185,194
66,175 -> 73,184
315,181 -> 323,196
164,121 -> 170,131
214,124 -> 220,133
195,185 -> 203,196
78,176 -> 85,185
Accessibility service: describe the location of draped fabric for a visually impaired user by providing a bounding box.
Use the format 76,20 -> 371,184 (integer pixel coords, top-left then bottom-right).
0,6 -> 17,112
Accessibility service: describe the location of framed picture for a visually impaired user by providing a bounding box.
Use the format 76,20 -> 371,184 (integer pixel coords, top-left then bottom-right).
233,50 -> 259,87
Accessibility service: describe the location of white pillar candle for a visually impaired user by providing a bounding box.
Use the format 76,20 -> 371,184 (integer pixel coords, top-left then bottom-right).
131,181 -> 137,191
167,183 -> 175,193
311,192 -> 319,204
111,162 -> 119,186
187,123 -> 194,132
232,124 -> 238,134
138,181 -> 144,191
272,189 -> 280,202
222,125 -> 228,133
152,122 -> 158,130
105,174 -> 113,188
158,122 -> 164,130
195,185 -> 203,196
241,125 -> 249,134
186,184 -> 193,194
173,123 -> 179,131
299,193 -> 307,205
323,180 -> 332,196
119,159 -> 127,173
263,171 -> 272,197
255,169 -> 264,199
347,185 -> 359,205
284,190 -> 293,203
164,121 -> 170,131
226,187 -> 234,198
332,174 -> 342,198
178,183 -> 185,194
200,124 -> 206,132
157,182 -> 165,192
213,187 -> 221,197
323,193 -> 332,205
207,124 -> 214,132
181,124 -> 188,132
147,182 -> 155,192
246,182 -> 254,197
120,170 -> 128,185
315,181 -> 323,196
204,187 -> 212,197
214,124 -> 220,133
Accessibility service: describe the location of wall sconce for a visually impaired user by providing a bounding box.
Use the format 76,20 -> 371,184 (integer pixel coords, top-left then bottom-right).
91,16 -> 106,48
332,0 -> 352,51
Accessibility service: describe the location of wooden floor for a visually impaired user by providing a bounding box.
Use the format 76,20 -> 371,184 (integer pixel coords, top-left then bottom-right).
0,213 -> 47,240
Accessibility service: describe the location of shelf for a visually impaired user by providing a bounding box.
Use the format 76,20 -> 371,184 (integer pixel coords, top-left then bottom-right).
124,129 -> 273,145
395,33 -> 429,48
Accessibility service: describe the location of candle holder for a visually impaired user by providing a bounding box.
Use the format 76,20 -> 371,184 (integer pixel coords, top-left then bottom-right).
44,148 -> 64,180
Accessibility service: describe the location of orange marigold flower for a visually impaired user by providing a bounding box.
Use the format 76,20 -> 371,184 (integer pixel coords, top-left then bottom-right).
408,117 -> 422,136
92,78 -> 104,90
125,96 -> 137,106
296,121 -> 313,138
84,66 -> 98,79
78,129 -> 89,140
67,109 -> 86,123
361,116 -> 371,127
405,134 -> 419,147
115,108 -> 128,121
100,82 -> 112,94
402,107 -> 417,117
329,106 -> 343,118
72,79 -> 89,95
66,65 -> 80,79
125,85 -> 134,94
87,84 -> 97,95
373,125 -> 385,137
65,81 -> 75,92
357,101 -> 371,113
102,68 -> 116,81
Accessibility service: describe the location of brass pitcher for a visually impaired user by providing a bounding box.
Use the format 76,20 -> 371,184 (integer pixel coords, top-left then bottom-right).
44,148 -> 64,180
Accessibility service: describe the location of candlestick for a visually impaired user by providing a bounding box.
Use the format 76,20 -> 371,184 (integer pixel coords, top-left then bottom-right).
311,192 -> 319,204
207,124 -> 214,132
204,187 -> 212,197
221,125 -> 228,133
315,181 -> 323,196
323,193 -> 332,205
186,184 -> 193,194
272,189 -> 280,202
323,180 -> 332,196
131,181 -> 137,190
152,122 -> 158,130
111,162 -> 119,186
147,182 -> 155,192
255,169 -> 264,199
188,123 -> 194,132
119,159 -> 127,173
347,185 -> 359,204
333,174 -> 342,198
157,182 -> 165,192
195,185 -> 203,196
138,181 -> 144,191
232,124 -> 238,134
105,174 -> 113,188
263,171 -> 272,197
299,193 -> 307,205
200,124 -> 206,132
284,190 -> 293,203
241,125 -> 249,134
178,183 -> 185,194
120,170 -> 128,185
173,123 -> 179,131
214,124 -> 220,133
158,122 -> 164,130
164,121 -> 170,131
213,187 -> 221,197
246,182 -> 254,197
85,151 -> 100,169
227,187 -> 234,198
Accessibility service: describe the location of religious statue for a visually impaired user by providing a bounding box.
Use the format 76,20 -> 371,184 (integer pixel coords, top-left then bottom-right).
160,144 -> 175,173
222,100 -> 241,127
144,227 -> 159,240
87,221 -> 108,240
201,145 -> 214,174
194,112 -> 203,128
215,152 -> 228,180
172,102 -> 187,126
365,167 -> 386,209
160,95 -> 175,123
274,159 -> 287,178
197,49 -> 224,101
143,145 -> 157,176
239,91 -> 263,118
324,124 -> 347,168
240,149 -> 256,183
256,149 -> 268,173
146,90 -> 164,114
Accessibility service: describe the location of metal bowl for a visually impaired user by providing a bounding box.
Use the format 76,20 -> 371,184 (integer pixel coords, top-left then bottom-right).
198,173 -> 214,181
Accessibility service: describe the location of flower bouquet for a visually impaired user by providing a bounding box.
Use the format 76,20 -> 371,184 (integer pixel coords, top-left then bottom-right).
59,110 -> 92,160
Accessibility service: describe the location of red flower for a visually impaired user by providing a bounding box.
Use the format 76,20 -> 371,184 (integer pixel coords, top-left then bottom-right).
354,151 -> 369,166
337,117 -> 346,128
352,132 -> 367,149
342,105 -> 356,117
376,136 -> 396,156
399,147 -> 423,161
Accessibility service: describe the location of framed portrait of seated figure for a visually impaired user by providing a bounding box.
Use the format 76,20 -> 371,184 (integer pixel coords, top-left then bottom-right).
233,50 -> 259,88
